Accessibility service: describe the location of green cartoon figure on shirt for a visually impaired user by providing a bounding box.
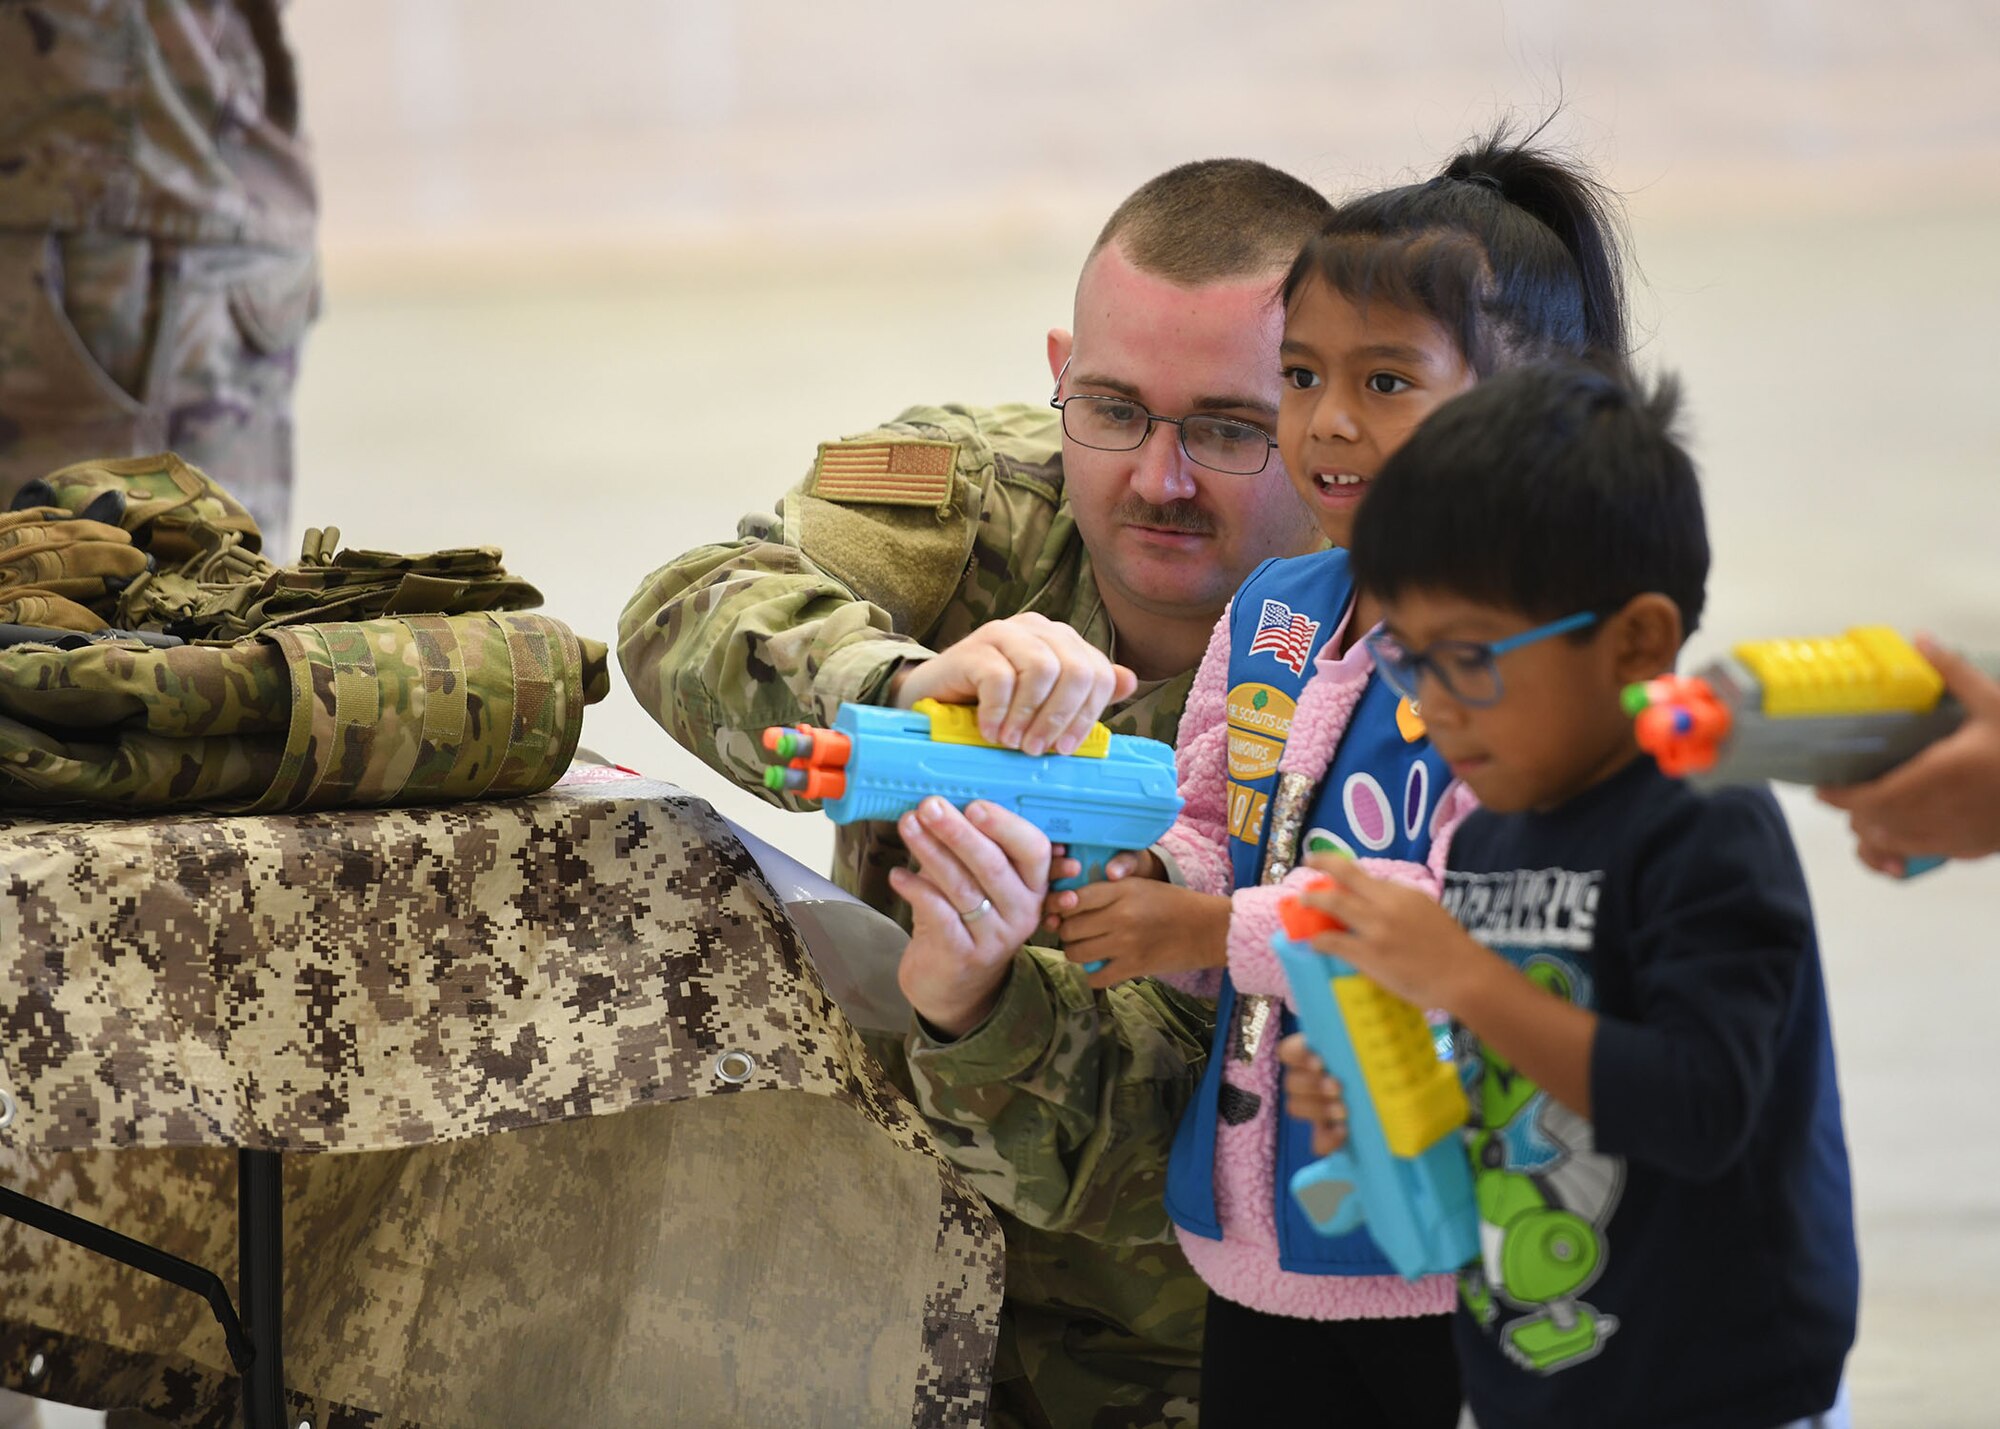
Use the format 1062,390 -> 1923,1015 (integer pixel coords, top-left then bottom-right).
1459,956 -> 1627,1374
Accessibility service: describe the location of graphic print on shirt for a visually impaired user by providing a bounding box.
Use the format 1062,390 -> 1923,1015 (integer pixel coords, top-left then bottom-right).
1443,866 -> 1627,1375
1246,598 -> 1321,675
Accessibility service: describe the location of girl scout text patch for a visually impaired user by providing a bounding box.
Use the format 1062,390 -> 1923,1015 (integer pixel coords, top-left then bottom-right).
809,439 -> 958,507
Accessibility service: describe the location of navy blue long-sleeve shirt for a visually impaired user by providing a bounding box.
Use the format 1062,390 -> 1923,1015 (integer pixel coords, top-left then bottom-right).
1442,755 -> 1857,1429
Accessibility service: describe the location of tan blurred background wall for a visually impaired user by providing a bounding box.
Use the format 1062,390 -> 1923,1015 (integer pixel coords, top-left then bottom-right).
114,4 -> 1992,1425
296,0 -> 2000,253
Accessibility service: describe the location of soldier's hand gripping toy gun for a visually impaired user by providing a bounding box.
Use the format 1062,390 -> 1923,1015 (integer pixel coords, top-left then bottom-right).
1624,626 -> 2000,873
761,699 -> 1183,971
1271,872 -> 1479,1280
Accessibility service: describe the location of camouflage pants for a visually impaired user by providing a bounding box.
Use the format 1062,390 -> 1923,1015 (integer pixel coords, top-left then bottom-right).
0,229 -> 317,551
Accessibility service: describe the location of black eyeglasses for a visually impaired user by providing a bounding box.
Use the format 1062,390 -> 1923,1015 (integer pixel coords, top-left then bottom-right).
1364,612 -> 1598,708
1049,358 -> 1277,476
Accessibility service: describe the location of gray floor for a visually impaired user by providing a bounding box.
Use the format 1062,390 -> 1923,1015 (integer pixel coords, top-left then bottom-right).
33,202 -> 2000,1426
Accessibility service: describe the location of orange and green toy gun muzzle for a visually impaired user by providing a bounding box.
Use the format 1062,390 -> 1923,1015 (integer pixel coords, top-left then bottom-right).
1622,627 -> 2000,875
1623,626 -> 2000,790
1622,674 -> 1733,778
761,723 -> 853,802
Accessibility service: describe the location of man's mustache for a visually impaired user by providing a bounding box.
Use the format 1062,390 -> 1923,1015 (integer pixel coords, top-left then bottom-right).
1112,497 -> 1214,536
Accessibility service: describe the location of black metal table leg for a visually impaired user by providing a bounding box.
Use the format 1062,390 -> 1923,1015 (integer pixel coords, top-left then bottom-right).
0,1183 -> 255,1375
238,1149 -> 285,1429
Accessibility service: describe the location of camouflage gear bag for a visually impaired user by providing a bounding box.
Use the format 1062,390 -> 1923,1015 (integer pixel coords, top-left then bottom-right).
10,454 -> 545,641
0,612 -> 607,813
1,453 -> 602,814
176,528 -> 545,642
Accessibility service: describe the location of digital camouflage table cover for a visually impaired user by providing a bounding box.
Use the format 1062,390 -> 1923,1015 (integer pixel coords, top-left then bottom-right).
0,765 -> 1001,1426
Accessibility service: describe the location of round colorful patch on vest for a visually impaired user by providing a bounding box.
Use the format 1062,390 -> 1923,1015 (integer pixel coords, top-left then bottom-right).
1403,761 -> 1431,841
1342,772 -> 1395,851
1303,826 -> 1356,860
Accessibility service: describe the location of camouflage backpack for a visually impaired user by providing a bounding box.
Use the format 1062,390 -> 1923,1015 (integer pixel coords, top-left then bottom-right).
0,455 -> 607,813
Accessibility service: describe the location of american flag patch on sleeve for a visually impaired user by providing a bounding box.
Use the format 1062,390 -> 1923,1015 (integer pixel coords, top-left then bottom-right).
808,439 -> 958,508
1247,598 -> 1320,674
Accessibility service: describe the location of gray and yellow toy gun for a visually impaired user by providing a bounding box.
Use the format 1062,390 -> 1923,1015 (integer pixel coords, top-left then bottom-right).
1624,626 -> 2000,873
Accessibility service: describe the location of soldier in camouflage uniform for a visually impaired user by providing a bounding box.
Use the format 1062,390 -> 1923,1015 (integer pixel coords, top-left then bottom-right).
0,0 -> 317,548
620,160 -> 1334,1428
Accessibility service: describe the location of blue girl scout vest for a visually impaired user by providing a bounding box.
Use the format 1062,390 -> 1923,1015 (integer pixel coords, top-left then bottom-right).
1165,549 -> 1452,1275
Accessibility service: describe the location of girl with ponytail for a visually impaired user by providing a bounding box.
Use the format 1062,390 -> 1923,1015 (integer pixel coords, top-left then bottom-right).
1049,123 -> 1637,1426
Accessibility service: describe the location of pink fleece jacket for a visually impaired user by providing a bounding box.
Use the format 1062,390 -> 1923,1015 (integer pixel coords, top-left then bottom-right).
1155,603 -> 1478,1321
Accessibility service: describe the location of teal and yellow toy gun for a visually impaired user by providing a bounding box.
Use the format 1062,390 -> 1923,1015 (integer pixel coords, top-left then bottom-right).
761,699 -> 1183,968
1272,873 -> 1479,1280
1624,626 -> 2000,873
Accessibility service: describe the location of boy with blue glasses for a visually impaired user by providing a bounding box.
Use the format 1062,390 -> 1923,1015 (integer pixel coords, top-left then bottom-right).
1279,361 -> 1858,1429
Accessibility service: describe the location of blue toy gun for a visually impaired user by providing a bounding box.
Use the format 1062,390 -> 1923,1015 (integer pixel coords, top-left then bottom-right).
1272,873 -> 1479,1280
761,699 -> 1183,970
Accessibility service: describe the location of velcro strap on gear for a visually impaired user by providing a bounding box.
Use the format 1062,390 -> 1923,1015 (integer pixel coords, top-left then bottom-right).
404,614 -> 469,799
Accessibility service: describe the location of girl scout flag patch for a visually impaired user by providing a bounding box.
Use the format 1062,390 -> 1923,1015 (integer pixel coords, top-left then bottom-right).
809,438 -> 957,508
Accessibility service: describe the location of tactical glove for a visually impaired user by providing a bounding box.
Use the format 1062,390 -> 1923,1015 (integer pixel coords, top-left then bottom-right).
0,507 -> 153,631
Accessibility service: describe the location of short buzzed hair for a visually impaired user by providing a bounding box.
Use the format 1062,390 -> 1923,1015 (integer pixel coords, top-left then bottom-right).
1352,361 -> 1710,638
1091,159 -> 1332,285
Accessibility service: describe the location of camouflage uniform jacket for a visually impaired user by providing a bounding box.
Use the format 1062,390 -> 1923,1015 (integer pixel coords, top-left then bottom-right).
619,402 -> 1215,1428
619,401 -> 1195,924
0,0 -> 315,244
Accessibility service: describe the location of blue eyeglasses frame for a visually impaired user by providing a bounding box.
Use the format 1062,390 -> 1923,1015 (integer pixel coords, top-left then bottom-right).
1364,611 -> 1599,708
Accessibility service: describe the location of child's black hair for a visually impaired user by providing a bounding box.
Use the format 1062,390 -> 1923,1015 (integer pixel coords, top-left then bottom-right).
1283,121 -> 1630,373
1350,360 -> 1709,638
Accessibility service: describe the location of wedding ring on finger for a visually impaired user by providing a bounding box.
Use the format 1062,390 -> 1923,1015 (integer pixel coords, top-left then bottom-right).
959,896 -> 995,925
